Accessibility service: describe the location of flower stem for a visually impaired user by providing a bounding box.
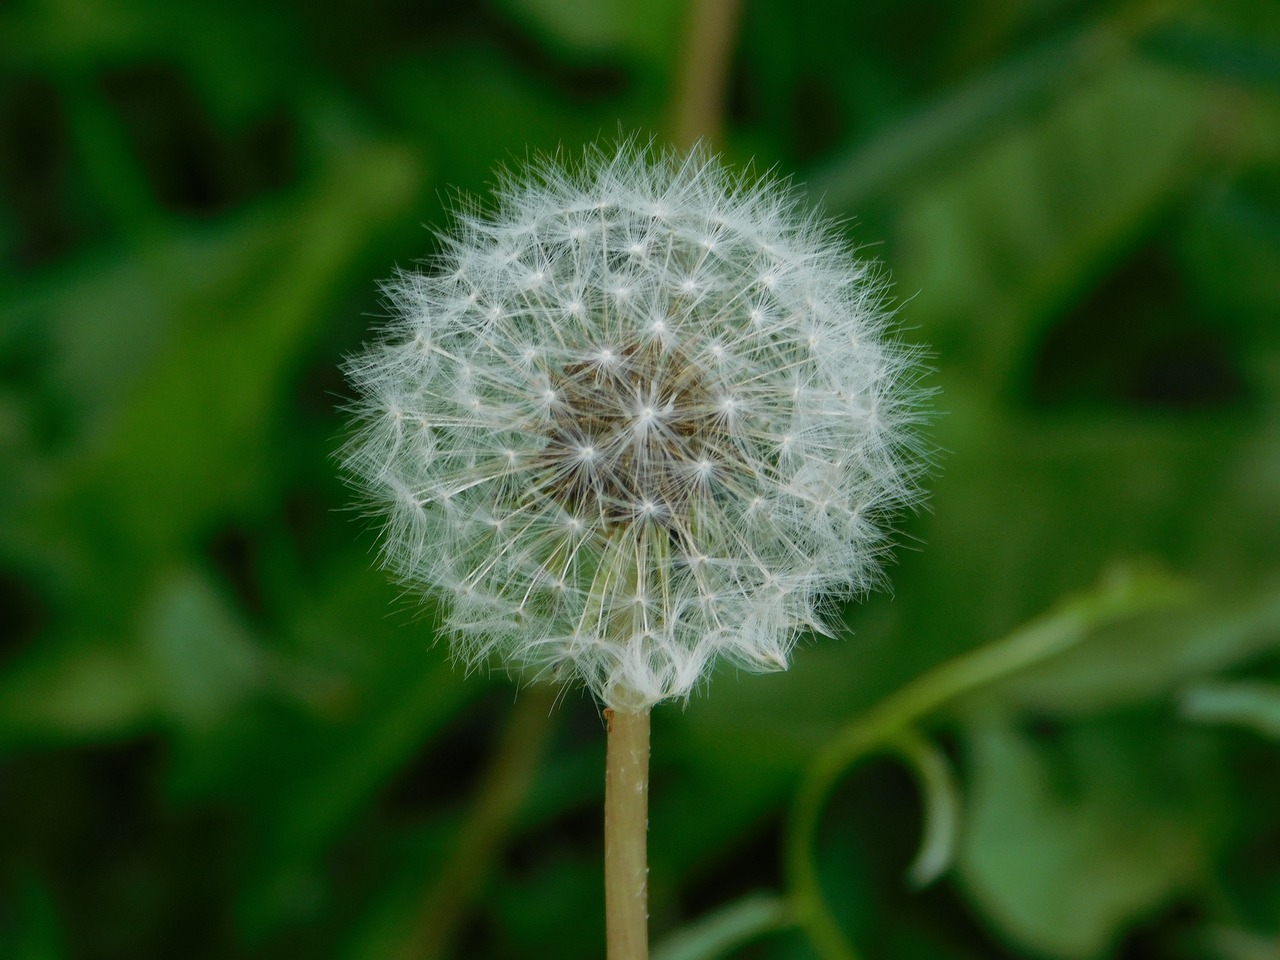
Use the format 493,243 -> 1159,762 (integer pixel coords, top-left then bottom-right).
671,0 -> 741,149
604,706 -> 651,960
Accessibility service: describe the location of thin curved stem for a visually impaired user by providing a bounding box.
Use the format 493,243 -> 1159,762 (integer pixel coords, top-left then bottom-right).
786,567 -> 1188,958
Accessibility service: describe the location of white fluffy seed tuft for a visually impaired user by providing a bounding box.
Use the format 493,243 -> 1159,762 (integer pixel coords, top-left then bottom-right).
341,141 -> 931,709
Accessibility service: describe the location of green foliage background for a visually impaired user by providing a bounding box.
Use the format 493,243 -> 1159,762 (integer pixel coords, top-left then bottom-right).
2,0 -> 1279,957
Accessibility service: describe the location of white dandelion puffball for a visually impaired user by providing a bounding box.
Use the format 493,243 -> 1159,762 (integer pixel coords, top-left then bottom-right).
343,143 -> 930,709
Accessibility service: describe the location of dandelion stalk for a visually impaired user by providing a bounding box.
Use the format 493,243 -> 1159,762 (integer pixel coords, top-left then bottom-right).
671,0 -> 742,148
340,139 -> 931,958
605,706 -> 651,960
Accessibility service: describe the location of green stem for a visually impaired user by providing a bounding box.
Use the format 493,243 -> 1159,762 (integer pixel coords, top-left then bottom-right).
786,567 -> 1188,959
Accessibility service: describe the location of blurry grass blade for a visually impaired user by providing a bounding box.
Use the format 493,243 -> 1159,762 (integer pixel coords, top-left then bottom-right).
232,564 -> 479,939
337,689 -> 557,960
391,687 -> 557,960
1182,681 -> 1280,739
652,892 -> 791,960
1143,23 -> 1280,90
236,663 -> 479,938
808,8 -> 1158,212
59,71 -> 165,238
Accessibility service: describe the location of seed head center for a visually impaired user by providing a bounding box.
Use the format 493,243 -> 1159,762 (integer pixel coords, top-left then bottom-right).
540,338 -> 726,528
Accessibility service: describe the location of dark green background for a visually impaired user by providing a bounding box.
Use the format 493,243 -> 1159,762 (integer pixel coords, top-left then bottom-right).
2,0 -> 1279,957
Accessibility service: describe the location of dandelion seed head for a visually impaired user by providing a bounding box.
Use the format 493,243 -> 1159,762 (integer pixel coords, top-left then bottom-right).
342,140 -> 931,709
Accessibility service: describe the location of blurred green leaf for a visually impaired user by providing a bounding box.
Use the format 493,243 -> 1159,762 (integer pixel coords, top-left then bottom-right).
0,0 -> 298,122
1142,0 -> 1280,90
0,641 -> 152,744
787,564 -> 1192,960
894,56 -> 1210,382
493,0 -> 685,66
0,567 -> 263,743
0,121 -> 423,592
76,128 -> 419,557
1179,179 -> 1280,363
0,874 -> 67,960
221,560 -> 483,940
957,711 -> 1223,959
138,566 -> 263,730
